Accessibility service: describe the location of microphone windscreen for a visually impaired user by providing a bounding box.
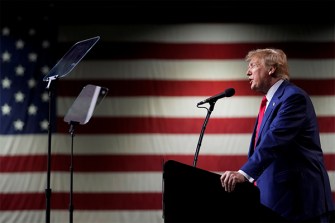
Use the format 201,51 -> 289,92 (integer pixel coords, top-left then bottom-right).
225,88 -> 235,97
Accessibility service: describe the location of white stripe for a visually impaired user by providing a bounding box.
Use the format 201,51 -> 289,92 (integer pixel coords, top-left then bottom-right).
0,210 -> 164,223
58,24 -> 335,43
59,96 -> 259,118
67,59 -> 335,80
58,96 -> 335,118
311,96 -> 335,116
1,170 -> 334,193
0,134 -> 249,155
1,172 -> 163,193
1,134 -> 334,155
320,134 -> 335,154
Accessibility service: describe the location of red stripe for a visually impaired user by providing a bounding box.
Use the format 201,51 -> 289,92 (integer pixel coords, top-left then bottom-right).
0,155 -> 246,172
1,191 -> 335,211
324,153 -> 335,171
0,192 -> 161,210
57,79 -> 335,97
1,154 -> 334,172
293,79 -> 335,96
57,117 -> 335,134
60,42 -> 335,60
318,117 -> 335,133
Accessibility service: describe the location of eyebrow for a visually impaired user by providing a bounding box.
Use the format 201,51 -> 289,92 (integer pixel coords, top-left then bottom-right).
248,62 -> 259,68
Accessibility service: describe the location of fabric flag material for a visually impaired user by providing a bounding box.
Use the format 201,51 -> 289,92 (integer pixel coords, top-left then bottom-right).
1,21 -> 334,223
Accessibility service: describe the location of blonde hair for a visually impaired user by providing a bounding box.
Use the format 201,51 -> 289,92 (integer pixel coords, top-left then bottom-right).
245,48 -> 290,80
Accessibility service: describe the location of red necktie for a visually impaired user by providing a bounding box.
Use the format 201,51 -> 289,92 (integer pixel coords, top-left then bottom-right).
255,96 -> 267,146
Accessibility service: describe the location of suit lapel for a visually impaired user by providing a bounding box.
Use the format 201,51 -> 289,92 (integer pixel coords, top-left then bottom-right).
256,80 -> 288,145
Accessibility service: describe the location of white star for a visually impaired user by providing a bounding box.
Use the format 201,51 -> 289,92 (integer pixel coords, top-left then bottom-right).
28,52 -> 38,62
13,119 -> 24,131
1,103 -> 11,115
15,64 -> 25,76
28,104 -> 38,115
29,28 -> 36,36
16,39 -> 25,49
14,91 -> 25,102
41,65 -> 50,75
2,77 -> 12,89
2,51 -> 11,62
40,119 -> 49,130
41,92 -> 49,102
2,27 -> 10,36
42,40 -> 50,49
28,78 -> 36,88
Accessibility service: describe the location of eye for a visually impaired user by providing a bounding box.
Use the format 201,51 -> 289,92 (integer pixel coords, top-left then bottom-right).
248,63 -> 258,69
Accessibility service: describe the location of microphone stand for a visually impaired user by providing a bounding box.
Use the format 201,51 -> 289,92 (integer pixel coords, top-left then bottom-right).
193,101 -> 216,167
68,121 -> 78,223
45,78 -> 57,223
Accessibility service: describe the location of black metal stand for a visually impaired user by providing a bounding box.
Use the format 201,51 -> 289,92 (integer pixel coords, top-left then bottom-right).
62,84 -> 108,223
42,37 -> 100,223
45,79 -> 57,223
68,121 -> 78,223
193,102 -> 216,167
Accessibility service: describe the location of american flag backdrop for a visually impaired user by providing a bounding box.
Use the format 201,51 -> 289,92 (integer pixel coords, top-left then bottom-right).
1,4 -> 335,223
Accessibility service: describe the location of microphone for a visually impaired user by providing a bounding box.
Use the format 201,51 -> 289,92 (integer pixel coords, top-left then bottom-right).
197,88 -> 235,106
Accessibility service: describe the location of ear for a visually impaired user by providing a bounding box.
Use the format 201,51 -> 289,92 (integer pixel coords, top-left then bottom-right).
268,66 -> 276,75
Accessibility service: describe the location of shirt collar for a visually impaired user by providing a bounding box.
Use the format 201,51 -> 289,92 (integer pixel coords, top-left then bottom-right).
265,79 -> 284,107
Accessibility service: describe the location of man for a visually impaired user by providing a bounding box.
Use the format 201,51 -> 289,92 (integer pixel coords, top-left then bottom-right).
220,48 -> 334,222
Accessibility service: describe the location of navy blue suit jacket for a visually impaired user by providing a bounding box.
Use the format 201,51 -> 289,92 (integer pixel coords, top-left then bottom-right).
240,80 -> 334,221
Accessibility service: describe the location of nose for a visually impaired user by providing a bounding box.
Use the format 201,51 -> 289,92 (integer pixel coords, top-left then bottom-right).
246,69 -> 251,76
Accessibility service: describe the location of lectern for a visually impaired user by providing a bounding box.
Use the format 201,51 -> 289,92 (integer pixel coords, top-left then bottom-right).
162,160 -> 284,223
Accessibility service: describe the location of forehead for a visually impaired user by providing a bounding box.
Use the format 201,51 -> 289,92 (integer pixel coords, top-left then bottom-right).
249,56 -> 260,63
248,56 -> 264,65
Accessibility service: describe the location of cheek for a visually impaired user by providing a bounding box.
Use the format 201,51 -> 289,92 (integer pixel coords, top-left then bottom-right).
253,74 -> 260,83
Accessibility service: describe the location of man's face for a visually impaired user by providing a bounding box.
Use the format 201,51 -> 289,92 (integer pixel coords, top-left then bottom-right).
246,58 -> 271,94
